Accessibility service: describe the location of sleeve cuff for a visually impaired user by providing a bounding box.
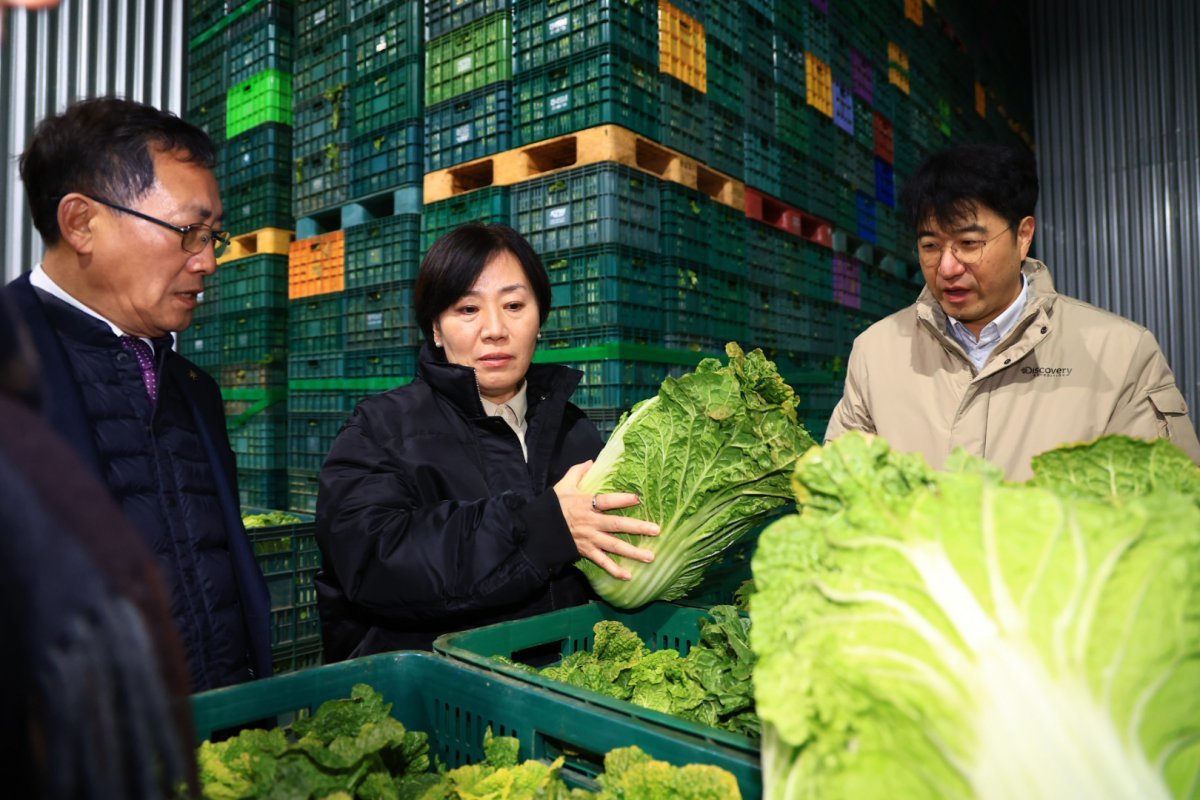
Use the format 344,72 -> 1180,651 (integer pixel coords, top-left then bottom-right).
517,489 -> 580,575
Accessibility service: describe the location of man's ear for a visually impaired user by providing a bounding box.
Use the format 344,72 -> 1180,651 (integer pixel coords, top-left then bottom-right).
56,194 -> 97,255
1017,215 -> 1036,259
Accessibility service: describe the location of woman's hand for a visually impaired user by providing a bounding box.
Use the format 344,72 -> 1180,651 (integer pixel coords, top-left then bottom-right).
554,460 -> 660,581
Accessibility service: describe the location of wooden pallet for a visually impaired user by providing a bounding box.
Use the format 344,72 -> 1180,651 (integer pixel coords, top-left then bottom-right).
423,124 -> 745,210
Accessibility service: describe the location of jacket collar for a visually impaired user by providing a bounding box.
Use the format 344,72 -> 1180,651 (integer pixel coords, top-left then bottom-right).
916,258 -> 1058,340
416,341 -> 583,421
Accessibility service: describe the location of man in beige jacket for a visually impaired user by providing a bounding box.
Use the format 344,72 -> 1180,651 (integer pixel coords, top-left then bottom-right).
825,143 -> 1200,479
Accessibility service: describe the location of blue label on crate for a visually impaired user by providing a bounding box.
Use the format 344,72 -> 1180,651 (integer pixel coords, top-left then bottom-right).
366,312 -> 384,331
453,123 -> 474,144
548,14 -> 570,37
546,206 -> 570,227
549,92 -> 571,113
455,55 -> 474,75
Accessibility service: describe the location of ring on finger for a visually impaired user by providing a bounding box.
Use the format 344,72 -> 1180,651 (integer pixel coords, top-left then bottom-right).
591,495 -> 599,512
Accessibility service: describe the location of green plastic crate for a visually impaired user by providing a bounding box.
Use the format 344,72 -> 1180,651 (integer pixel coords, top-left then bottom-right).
539,245 -> 665,348
425,0 -> 507,39
219,253 -> 290,313
512,0 -> 658,73
433,602 -> 760,796
227,68 -> 294,138
351,0 -> 422,75
420,186 -> 511,251
345,213 -> 422,288
425,11 -> 513,106
514,46 -> 658,146
191,650 -> 760,796
352,59 -> 423,137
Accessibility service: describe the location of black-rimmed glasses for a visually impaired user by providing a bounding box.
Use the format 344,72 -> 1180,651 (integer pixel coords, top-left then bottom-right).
86,195 -> 230,257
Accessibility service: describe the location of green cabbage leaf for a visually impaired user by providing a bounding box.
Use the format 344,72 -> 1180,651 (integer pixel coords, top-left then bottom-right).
577,343 -> 814,608
752,432 -> 1200,800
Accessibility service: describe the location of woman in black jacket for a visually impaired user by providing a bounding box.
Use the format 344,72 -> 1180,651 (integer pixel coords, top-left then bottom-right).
315,224 -> 661,660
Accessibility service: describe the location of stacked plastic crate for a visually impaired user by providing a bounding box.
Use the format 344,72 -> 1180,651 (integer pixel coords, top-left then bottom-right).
183,0 -> 296,510
287,0 -> 425,514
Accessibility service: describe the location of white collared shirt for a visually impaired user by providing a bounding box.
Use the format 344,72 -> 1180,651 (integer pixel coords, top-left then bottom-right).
29,263 -> 157,350
947,275 -> 1029,372
480,381 -> 529,461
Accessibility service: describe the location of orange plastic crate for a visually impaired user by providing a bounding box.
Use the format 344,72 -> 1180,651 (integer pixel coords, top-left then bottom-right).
806,53 -> 833,117
659,0 -> 706,93
288,231 -> 345,299
905,0 -> 924,25
975,81 -> 987,117
888,42 -> 910,95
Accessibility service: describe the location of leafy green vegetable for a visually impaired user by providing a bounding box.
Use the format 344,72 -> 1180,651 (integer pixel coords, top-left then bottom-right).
592,746 -> 743,799
752,432 -> 1200,799
197,684 -> 429,799
513,608 -> 758,737
1028,435 -> 1200,502
242,511 -> 304,529
577,343 -> 815,608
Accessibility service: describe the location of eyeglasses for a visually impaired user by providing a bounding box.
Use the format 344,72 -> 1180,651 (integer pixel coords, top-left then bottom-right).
914,225 -> 1011,268
86,195 -> 230,257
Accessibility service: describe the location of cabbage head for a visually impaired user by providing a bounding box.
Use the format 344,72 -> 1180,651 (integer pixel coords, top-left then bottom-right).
577,343 -> 815,608
752,432 -> 1200,800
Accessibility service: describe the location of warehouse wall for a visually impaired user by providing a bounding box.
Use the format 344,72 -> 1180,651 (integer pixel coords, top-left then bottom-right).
0,0 -> 187,282
1031,0 -> 1200,432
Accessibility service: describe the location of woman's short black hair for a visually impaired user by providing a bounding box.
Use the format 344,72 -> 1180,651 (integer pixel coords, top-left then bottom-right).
19,96 -> 216,247
898,142 -> 1039,233
415,223 -> 552,344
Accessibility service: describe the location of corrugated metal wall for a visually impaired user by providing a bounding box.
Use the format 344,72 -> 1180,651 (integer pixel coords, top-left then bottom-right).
1031,0 -> 1200,432
0,0 -> 186,282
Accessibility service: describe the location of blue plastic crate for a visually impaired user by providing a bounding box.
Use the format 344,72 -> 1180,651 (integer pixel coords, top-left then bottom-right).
352,0 -> 422,74
294,30 -> 353,107
875,155 -> 895,207
510,162 -> 660,253
227,0 -> 295,86
344,281 -> 420,349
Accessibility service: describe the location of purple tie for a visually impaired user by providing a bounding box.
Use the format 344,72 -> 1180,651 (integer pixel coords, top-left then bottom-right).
119,335 -> 158,403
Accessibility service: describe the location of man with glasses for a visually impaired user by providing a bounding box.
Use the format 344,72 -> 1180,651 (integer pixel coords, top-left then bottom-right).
825,142 -> 1200,478
1,97 -> 271,691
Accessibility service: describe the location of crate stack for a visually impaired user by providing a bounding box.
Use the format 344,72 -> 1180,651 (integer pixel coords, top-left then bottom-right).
286,0 -> 426,513
183,0 -> 297,510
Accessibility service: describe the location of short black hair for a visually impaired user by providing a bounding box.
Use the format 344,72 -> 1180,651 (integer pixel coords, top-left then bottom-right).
415,223 -> 551,344
898,142 -> 1038,233
19,96 -> 217,246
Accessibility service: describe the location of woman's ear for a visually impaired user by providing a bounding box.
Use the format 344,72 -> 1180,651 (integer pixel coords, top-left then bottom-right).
431,322 -> 443,348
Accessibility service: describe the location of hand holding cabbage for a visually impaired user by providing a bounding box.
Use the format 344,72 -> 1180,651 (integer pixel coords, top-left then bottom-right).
574,343 -> 815,608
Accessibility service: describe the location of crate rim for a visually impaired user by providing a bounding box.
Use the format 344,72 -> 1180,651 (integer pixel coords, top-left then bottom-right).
432,600 -> 758,756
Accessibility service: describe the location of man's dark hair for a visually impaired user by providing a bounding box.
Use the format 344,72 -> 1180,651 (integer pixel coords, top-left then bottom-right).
898,142 -> 1039,233
415,223 -> 552,344
19,96 -> 216,246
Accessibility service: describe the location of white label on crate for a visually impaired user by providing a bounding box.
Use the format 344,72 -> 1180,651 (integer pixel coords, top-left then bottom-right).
549,92 -> 571,113
453,123 -> 474,144
313,8 -> 327,25
375,36 -> 388,53
548,14 -> 570,36
455,55 -> 474,74
547,206 -> 570,227
366,312 -> 384,331
194,340 -> 205,351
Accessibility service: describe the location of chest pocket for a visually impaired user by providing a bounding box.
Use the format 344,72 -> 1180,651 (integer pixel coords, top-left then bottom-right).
1148,384 -> 1190,440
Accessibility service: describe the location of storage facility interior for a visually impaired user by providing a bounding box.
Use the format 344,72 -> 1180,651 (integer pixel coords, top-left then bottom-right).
3,2 -> 1200,796
174,0 -> 1034,515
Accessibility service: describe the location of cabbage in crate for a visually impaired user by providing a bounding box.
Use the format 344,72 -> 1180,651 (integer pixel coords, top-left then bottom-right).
752,432 -> 1200,800
577,343 -> 815,608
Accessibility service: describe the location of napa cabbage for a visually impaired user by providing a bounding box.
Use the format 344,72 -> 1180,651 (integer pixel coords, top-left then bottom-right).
576,343 -> 814,608
752,432 -> 1200,800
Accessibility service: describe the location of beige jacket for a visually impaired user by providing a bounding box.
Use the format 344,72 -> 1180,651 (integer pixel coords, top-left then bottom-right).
825,259 -> 1200,480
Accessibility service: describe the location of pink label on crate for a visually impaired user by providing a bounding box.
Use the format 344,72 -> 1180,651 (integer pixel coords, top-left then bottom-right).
833,253 -> 862,309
